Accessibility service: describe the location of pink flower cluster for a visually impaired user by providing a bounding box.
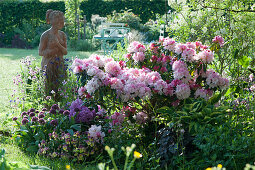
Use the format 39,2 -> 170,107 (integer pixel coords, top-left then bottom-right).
172,60 -> 191,83
194,88 -> 213,100
133,112 -> 148,124
88,125 -> 105,143
161,38 -> 215,64
212,35 -> 224,47
206,69 -> 229,90
72,37 -> 229,103
127,41 -> 146,62
110,112 -> 125,126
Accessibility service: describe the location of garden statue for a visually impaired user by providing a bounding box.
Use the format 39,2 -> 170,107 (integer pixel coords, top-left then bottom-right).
39,9 -> 67,97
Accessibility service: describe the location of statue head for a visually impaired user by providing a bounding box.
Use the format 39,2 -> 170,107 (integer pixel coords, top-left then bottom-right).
46,9 -> 65,29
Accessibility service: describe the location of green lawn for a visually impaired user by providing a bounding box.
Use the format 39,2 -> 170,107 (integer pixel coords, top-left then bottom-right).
0,48 -> 98,169
0,48 -> 93,113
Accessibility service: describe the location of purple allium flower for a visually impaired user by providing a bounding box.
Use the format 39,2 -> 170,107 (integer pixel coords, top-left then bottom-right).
29,108 -> 35,112
22,118 -> 29,125
69,99 -> 96,123
23,116 -> 28,119
39,118 -> 46,125
42,108 -> 47,111
21,112 -> 27,117
51,104 -> 59,110
59,109 -> 64,114
29,112 -> 35,117
31,116 -> 38,122
49,109 -> 56,114
63,110 -> 70,116
12,117 -> 18,121
38,113 -> 45,119
50,119 -> 58,126
35,110 -> 39,113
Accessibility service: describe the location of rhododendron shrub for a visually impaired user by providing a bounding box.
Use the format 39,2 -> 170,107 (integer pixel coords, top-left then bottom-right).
73,36 -> 228,107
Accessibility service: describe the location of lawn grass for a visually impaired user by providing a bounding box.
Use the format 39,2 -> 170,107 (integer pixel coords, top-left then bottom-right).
0,48 -> 98,169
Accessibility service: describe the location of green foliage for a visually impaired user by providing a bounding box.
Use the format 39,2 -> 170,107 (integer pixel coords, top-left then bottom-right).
107,10 -> 142,31
166,0 -> 255,81
68,39 -> 98,51
0,0 -> 64,46
64,0 -> 83,40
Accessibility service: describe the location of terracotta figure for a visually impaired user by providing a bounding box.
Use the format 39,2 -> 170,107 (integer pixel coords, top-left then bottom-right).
39,9 -> 67,96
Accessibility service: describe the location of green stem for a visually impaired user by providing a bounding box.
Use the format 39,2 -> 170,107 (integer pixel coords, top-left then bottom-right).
110,153 -> 118,170
128,158 -> 136,170
123,154 -> 129,170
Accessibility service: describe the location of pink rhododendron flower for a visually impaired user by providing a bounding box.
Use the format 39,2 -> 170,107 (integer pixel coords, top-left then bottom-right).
127,41 -> 145,53
171,100 -> 180,107
163,84 -> 174,96
182,48 -> 196,62
172,60 -> 187,71
85,77 -> 101,94
132,52 -> 145,62
105,61 -> 121,76
170,79 -> 182,87
205,69 -> 220,88
119,60 -> 126,68
125,53 -> 132,59
196,50 -> 214,64
163,38 -> 176,51
154,79 -> 168,95
212,35 -> 224,47
133,112 -> 148,124
78,86 -> 86,96
195,88 -> 211,100
110,77 -> 124,90
150,43 -> 159,54
87,66 -> 100,76
88,125 -> 105,143
172,60 -> 191,83
175,83 -> 191,100
111,112 -> 125,126
186,42 -> 196,49
205,69 -> 229,90
175,43 -> 187,54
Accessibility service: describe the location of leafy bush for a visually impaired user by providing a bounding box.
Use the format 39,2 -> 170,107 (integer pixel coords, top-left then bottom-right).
68,39 -> 98,52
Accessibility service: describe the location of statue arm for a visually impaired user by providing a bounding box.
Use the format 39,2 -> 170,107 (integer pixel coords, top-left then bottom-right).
39,33 -> 47,56
56,32 -> 67,55
39,32 -> 58,57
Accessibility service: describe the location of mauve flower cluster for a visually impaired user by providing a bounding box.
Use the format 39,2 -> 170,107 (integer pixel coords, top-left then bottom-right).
69,98 -> 96,123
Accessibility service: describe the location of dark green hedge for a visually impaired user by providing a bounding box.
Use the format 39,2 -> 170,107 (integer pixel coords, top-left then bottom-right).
0,1 -> 65,34
0,0 -> 167,47
81,0 -> 166,23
